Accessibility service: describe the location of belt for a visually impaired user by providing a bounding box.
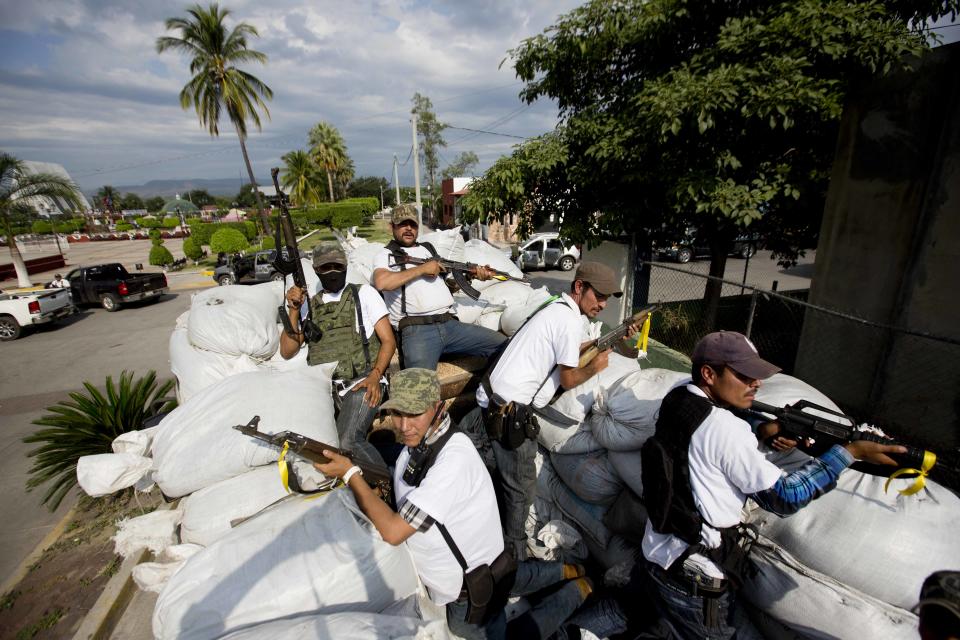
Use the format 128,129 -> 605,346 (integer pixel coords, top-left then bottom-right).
398,312 -> 457,331
648,560 -> 728,597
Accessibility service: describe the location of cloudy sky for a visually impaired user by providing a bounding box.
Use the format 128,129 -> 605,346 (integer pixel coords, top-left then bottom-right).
0,0 -> 583,194
1,2 -> 957,196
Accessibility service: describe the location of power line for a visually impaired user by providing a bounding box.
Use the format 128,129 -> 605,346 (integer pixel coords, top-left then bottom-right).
444,125 -> 528,140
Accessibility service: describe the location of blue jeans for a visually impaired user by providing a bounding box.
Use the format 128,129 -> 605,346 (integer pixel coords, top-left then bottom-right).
493,438 -> 537,561
335,383 -> 387,469
446,560 -> 585,640
400,319 -> 505,370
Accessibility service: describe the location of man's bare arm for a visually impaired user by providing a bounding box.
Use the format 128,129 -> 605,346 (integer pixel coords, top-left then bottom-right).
372,260 -> 442,291
558,348 -> 611,389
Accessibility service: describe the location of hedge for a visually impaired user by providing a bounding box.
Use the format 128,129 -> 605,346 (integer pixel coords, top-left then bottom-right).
210,227 -> 250,254
188,221 -> 257,245
161,217 -> 180,229
136,217 -> 161,228
116,223 -> 134,232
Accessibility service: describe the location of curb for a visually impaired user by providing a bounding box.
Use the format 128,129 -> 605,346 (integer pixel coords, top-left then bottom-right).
0,505 -> 77,597
71,500 -> 177,640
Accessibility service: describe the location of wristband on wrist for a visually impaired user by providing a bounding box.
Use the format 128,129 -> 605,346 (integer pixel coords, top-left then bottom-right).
342,465 -> 363,485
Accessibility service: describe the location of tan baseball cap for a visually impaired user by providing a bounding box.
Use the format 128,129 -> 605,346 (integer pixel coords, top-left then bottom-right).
391,203 -> 419,225
691,331 -> 780,380
574,261 -> 623,297
380,368 -> 440,415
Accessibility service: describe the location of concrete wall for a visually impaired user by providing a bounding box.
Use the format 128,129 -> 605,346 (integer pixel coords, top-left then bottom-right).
795,43 -> 960,447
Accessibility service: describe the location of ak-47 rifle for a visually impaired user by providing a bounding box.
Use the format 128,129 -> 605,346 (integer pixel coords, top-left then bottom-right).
578,305 -> 657,368
270,167 -> 320,342
234,415 -> 392,491
389,253 -> 528,300
746,399 -> 960,493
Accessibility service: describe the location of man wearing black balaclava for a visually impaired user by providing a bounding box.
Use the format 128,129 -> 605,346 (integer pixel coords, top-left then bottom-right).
280,243 -> 396,468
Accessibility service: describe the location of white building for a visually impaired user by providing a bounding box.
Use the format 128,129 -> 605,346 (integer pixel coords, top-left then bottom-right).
20,160 -> 91,216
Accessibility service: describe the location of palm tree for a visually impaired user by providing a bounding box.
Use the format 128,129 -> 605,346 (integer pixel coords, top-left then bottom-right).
280,150 -> 322,207
96,185 -> 120,213
334,156 -> 356,200
1,154 -> 83,288
308,121 -> 349,202
157,3 -> 273,233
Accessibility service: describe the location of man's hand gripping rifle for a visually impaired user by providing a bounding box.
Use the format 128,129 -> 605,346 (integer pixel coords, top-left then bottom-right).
747,399 -> 958,492
234,416 -> 392,491
578,305 -> 657,368
390,253 -> 528,300
270,167 -> 321,342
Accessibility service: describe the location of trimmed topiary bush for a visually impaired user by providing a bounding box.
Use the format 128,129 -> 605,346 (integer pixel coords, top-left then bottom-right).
210,227 -> 250,254
149,244 -> 175,266
183,235 -> 204,262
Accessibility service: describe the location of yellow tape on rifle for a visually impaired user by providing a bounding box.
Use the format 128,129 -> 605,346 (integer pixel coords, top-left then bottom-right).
639,314 -> 651,352
278,441 -> 291,493
884,450 -> 936,496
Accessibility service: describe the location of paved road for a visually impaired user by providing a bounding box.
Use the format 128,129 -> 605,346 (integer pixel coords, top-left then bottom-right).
0,272 -> 211,587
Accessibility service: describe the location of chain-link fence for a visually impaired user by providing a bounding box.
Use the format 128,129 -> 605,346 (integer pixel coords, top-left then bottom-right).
641,261 -> 960,467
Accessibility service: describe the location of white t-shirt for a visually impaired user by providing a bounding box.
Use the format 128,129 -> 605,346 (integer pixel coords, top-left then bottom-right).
477,293 -> 581,409
642,384 -> 782,574
373,244 -> 454,327
395,429 -> 504,606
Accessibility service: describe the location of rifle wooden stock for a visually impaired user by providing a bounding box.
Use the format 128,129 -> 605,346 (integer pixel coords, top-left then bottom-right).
234,416 -> 392,488
390,253 -> 527,301
577,305 -> 656,368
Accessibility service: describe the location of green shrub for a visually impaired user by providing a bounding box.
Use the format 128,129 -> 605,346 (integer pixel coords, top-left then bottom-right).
54,219 -> 83,234
136,217 -> 160,228
260,236 -> 276,250
31,220 -> 53,234
188,221 -> 256,245
210,227 -> 250,254
149,229 -> 162,244
161,217 -> 180,229
149,245 -> 174,266
116,223 -> 134,232
332,208 -> 363,230
183,235 -> 205,261
23,371 -> 176,510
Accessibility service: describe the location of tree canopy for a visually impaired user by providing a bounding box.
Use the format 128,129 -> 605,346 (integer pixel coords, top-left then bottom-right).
463,0 -> 956,263
442,151 -> 480,179
280,149 -> 322,207
308,121 -> 350,203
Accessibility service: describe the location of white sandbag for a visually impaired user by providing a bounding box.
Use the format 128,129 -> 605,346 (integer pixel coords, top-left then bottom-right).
607,450 -> 644,498
419,228 -> 466,262
550,450 -> 623,506
527,455 -> 589,563
344,243 -> 384,286
552,353 -> 642,423
132,544 -> 204,594
755,372 -> 842,413
151,365 -> 338,498
113,508 -> 183,558
536,414 -> 602,455
499,287 -> 554,336
187,284 -> 282,359
258,340 -> 310,373
169,327 -> 263,404
746,470 -> 960,611
216,612 -> 431,640
478,279 -> 534,308
451,292 -> 503,325
477,310 -> 503,332
464,239 -> 524,292
589,369 -> 689,451
544,462 -> 611,548
159,543 -> 204,563
742,536 -> 917,640
152,491 -> 419,640
178,466 -> 291,547
111,426 -> 160,456
76,453 -> 153,497
536,521 -> 583,557
174,309 -> 190,330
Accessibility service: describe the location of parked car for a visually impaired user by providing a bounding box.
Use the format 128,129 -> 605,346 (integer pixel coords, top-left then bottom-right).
657,228 -> 758,263
65,263 -> 169,311
515,233 -> 581,272
213,250 -> 284,286
0,288 -> 76,340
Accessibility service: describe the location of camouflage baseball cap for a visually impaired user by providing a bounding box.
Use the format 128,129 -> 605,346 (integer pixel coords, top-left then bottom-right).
312,243 -> 346,268
391,203 -> 419,225
380,368 -> 440,415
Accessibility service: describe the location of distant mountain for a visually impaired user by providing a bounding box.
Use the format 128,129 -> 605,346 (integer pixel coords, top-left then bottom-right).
85,177 -> 269,200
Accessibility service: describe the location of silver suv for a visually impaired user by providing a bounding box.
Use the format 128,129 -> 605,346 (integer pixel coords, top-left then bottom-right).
515,233 -> 580,272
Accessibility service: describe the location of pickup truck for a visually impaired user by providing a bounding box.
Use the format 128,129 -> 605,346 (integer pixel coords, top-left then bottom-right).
65,263 -> 169,312
0,288 -> 76,340
212,250 -> 284,286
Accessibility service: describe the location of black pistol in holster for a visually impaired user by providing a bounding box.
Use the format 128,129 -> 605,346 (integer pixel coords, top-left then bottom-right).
270,167 -> 321,343
486,401 -> 540,451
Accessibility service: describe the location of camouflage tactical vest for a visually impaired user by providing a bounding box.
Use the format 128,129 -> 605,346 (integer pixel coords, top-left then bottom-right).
306,284 -> 381,381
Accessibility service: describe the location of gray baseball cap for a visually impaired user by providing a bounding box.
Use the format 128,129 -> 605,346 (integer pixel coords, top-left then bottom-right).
380,368 -> 440,415
691,331 -> 780,380
574,261 -> 622,297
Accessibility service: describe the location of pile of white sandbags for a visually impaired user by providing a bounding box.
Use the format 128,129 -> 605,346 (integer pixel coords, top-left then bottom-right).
463,239 -> 524,293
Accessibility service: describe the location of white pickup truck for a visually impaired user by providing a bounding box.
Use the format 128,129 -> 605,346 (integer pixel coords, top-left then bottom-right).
0,288 -> 76,340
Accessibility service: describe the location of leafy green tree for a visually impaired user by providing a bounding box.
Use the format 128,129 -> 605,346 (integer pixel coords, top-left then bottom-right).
281,149 -> 322,206
121,193 -> 145,210
235,184 -> 258,208
150,245 -> 175,266
188,189 -> 215,207
183,235 -> 205,262
210,226 -> 249,253
308,121 -> 349,202
1,154 -> 83,287
465,0 -> 956,326
442,151 -> 479,180
23,371 -> 176,510
411,92 -> 447,191
348,175 -> 389,202
157,2 -> 274,233
334,156 -> 355,201
259,235 -> 275,250
145,196 -> 166,212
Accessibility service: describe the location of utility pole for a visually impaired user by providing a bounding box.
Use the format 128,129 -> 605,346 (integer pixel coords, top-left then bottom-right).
393,155 -> 401,206
411,114 -> 422,227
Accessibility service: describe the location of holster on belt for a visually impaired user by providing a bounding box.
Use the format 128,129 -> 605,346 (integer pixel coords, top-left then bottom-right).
484,401 -> 539,451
